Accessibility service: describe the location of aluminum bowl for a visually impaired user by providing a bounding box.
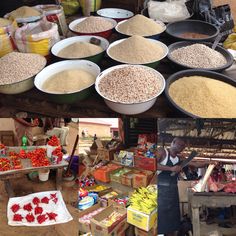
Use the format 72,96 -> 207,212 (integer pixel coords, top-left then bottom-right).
0,55 -> 46,94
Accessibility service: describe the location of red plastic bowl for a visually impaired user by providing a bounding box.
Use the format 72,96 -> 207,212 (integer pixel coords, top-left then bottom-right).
69,17 -> 117,39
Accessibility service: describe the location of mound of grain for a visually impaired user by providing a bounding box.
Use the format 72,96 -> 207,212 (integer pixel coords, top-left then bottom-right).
170,44 -> 227,68
117,14 -> 164,36
43,69 -> 95,93
0,52 -> 46,85
98,66 -> 164,103
108,35 -> 165,64
169,76 -> 236,118
58,42 -> 103,58
0,18 -> 12,27
74,16 -> 113,33
9,6 -> 41,19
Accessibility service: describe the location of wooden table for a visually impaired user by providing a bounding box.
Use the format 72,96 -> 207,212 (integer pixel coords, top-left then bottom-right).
0,146 -> 68,197
189,192 -> 236,236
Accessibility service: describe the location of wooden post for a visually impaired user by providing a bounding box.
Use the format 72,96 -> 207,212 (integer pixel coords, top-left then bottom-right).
192,207 -> 200,236
4,180 -> 15,198
56,168 -> 63,190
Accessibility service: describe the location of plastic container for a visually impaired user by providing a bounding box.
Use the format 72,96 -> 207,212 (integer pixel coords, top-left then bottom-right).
35,4 -> 68,37
46,144 -> 59,158
38,169 -> 50,181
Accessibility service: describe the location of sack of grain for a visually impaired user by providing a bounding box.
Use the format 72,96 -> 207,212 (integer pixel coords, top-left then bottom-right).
34,4 -> 68,37
14,19 -> 60,56
0,19 -> 18,57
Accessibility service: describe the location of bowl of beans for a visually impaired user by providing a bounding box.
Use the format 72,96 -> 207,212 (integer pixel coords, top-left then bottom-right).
0,52 -> 46,94
95,64 -> 165,115
167,41 -> 233,72
69,16 -> 117,39
166,20 -> 219,42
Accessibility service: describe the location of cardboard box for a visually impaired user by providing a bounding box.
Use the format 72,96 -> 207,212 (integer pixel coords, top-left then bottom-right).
92,164 -> 121,183
121,171 -> 135,187
96,139 -> 124,161
132,170 -> 154,189
110,168 -> 131,184
84,185 -> 113,197
90,205 -> 127,236
78,203 -> 104,233
135,225 -> 157,236
134,155 -> 157,171
127,207 -> 157,232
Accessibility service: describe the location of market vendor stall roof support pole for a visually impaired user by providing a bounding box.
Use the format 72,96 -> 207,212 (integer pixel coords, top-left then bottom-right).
64,134 -> 79,177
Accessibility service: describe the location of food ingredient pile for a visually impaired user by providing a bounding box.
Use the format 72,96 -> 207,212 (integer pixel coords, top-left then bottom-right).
170,44 -> 227,68
0,52 -> 46,85
98,65 -> 164,103
8,6 -> 41,19
179,32 -> 209,39
58,42 -> 103,58
108,35 -> 165,63
169,76 -> 236,118
117,14 -> 164,36
0,18 -> 11,27
42,69 -> 95,93
74,16 -> 113,33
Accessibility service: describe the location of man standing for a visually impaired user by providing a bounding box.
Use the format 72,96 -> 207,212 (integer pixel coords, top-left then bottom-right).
157,137 -> 215,236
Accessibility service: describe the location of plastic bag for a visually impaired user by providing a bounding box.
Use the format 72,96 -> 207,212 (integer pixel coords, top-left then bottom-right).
187,0 -> 234,34
14,19 -> 60,56
147,0 -> 191,23
0,21 -> 17,57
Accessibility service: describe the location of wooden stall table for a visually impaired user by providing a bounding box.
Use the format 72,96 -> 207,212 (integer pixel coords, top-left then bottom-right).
189,192 -> 236,236
0,146 -> 68,197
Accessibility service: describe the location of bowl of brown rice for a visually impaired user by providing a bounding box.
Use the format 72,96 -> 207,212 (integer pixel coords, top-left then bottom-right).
69,16 -> 117,38
95,64 -> 165,115
51,35 -> 109,64
106,35 -> 168,68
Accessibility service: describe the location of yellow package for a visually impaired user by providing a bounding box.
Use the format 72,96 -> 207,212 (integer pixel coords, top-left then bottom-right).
0,20 -> 17,57
14,19 -> 60,56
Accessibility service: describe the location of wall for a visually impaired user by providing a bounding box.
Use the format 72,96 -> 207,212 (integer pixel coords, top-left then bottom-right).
79,123 -> 111,138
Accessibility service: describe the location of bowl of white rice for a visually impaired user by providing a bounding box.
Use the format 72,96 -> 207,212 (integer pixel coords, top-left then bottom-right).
95,64 -> 165,115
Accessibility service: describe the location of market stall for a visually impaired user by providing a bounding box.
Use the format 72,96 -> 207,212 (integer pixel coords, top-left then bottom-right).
0,1 -> 235,118
78,129 -> 158,236
158,119 -> 236,236
0,132 -> 80,235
